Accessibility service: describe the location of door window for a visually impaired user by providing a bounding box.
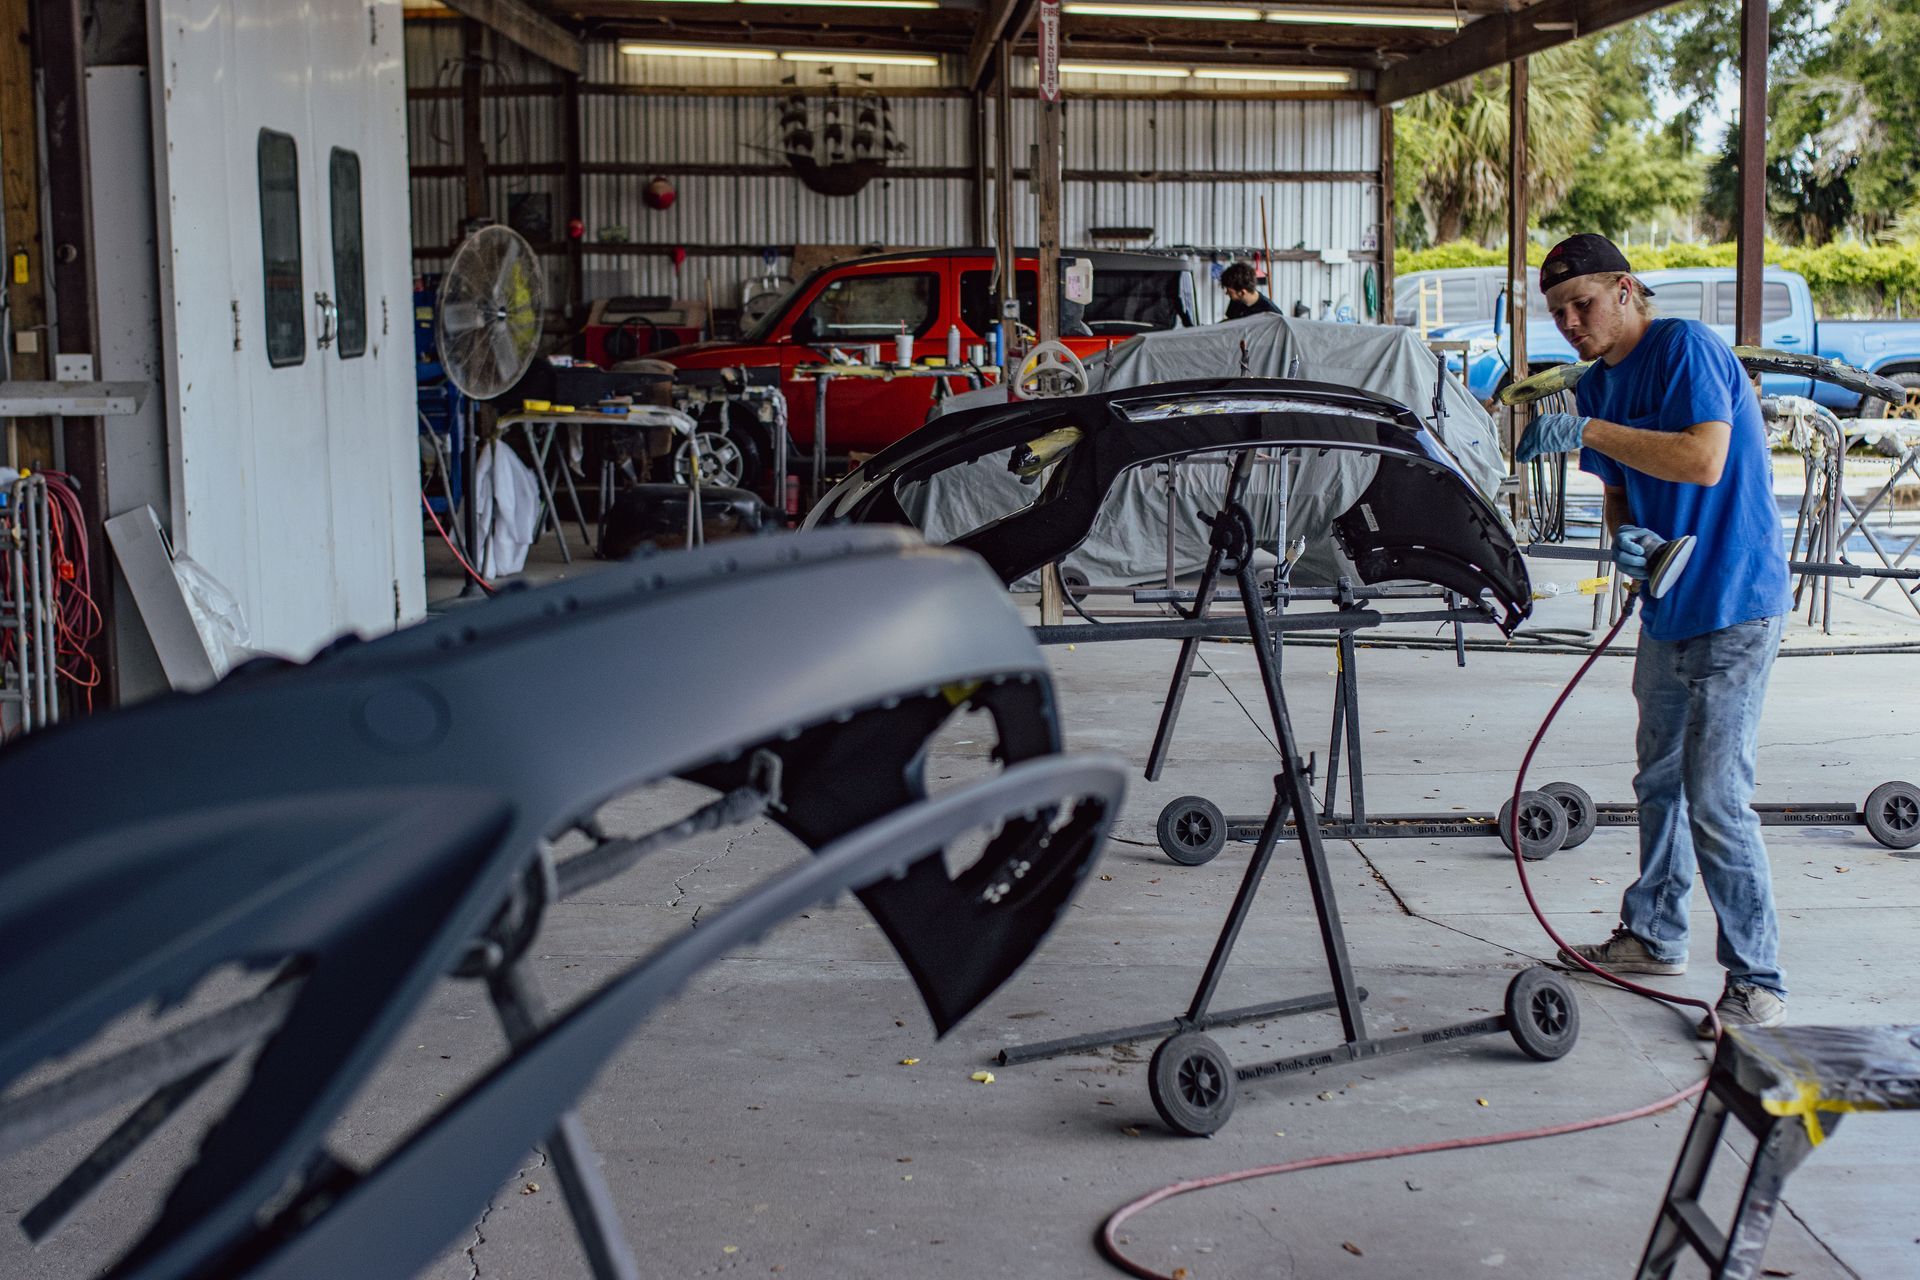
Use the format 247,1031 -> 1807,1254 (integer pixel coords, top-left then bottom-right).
329,148 -> 367,359
960,270 -> 1037,334
1712,282 -> 1792,325
257,129 -> 305,367
1439,275 -> 1482,324
1651,281 -> 1704,321
799,273 -> 939,341
1083,270 -> 1184,334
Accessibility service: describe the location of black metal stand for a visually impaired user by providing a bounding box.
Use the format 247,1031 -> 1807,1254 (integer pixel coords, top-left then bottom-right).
1002,461 -> 1582,1134
1151,550 -> 1920,863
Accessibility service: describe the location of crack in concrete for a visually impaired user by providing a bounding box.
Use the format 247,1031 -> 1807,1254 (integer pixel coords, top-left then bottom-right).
1779,1195 -> 1864,1279
666,834 -> 743,927
1349,841 -> 1414,917
465,1149 -> 549,1279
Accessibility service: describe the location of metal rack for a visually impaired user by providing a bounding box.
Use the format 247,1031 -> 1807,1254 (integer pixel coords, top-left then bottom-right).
1,473 -> 58,735
1005,450 -> 1580,1138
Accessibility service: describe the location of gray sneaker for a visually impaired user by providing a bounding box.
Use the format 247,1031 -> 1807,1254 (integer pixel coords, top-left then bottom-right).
1557,927 -> 1686,976
1698,983 -> 1787,1040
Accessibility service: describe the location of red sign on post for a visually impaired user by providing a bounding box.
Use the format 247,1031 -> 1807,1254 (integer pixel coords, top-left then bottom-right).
1038,0 -> 1061,102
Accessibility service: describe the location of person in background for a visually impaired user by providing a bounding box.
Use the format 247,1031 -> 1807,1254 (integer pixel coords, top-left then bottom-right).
1219,262 -> 1279,320
1516,232 -> 1792,1036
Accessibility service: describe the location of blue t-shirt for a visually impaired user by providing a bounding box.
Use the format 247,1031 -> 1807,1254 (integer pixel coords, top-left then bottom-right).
1576,318 -> 1790,641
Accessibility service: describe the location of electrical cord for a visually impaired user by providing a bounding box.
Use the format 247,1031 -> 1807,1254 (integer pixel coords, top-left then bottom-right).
0,472 -> 103,715
421,492 -> 495,595
1096,584 -> 1720,1280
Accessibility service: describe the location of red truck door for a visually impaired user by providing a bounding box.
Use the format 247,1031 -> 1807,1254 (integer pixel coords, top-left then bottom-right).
784,260 -> 949,454
957,263 -> 1127,370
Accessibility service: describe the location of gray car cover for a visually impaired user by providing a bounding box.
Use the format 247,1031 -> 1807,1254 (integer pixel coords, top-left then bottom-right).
913,315 -> 1505,587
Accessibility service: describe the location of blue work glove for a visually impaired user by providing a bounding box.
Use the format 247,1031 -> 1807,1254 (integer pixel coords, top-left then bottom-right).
1515,412 -> 1591,462
1612,524 -> 1656,582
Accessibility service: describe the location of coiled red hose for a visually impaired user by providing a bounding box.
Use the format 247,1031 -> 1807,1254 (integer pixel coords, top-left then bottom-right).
1098,588 -> 1718,1280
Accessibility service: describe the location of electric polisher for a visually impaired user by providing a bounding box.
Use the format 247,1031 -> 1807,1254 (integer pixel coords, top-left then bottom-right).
1636,532 -> 1695,599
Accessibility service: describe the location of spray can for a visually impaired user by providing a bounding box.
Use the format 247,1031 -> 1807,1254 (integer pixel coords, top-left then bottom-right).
990,323 -> 1005,370
894,323 -> 913,367
946,322 -> 962,367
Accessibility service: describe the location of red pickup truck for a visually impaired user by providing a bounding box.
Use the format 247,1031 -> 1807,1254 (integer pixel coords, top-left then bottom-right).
653,248 -> 1196,483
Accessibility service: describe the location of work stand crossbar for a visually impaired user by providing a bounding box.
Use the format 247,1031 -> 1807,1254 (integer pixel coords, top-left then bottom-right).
1003,450 -> 1580,1136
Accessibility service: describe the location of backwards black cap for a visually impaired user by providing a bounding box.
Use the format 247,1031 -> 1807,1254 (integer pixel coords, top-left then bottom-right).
1539,233 -> 1656,296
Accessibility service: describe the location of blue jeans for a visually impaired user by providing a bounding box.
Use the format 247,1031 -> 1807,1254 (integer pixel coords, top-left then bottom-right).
1621,614 -> 1786,996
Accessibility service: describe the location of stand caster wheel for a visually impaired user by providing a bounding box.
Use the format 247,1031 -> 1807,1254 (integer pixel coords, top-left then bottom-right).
1505,967 -> 1580,1061
1540,782 -> 1597,850
1157,796 -> 1226,866
1498,790 -> 1569,861
1149,1031 -> 1236,1136
1864,781 -> 1920,851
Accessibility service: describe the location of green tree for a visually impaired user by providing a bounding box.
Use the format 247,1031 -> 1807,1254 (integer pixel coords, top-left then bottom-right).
1649,0 -> 1822,139
1394,46 -> 1599,246
1549,123 -> 1706,240
1660,0 -> 1918,244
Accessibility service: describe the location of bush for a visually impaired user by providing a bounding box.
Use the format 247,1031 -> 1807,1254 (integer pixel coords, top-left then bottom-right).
1397,240 -> 1920,316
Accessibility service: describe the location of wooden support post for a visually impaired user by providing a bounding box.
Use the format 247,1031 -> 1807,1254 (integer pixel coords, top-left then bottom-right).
970,89 -> 990,247
32,0 -> 115,703
1734,0 -> 1768,348
1377,105 -> 1394,323
993,41 -> 1016,346
1505,56 -> 1530,516
2,0 -> 49,468
1034,0 -> 1063,626
462,20 -> 489,222
1506,56 -> 1529,381
1034,0 -> 1062,346
562,73 -> 584,326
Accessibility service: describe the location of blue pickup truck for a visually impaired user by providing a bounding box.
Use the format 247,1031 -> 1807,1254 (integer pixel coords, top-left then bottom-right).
1400,266 -> 1920,416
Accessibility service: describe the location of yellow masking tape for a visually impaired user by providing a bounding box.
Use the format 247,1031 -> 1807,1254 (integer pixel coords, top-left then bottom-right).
941,681 -> 983,707
1740,1037 -> 1891,1146
1759,1080 -> 1887,1146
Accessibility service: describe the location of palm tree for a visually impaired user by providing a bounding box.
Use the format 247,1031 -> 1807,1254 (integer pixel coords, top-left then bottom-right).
1396,46 -> 1600,245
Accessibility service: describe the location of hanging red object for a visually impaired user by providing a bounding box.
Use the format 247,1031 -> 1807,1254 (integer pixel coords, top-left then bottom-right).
644,176 -> 677,211
567,216 -> 584,240
671,245 -> 688,273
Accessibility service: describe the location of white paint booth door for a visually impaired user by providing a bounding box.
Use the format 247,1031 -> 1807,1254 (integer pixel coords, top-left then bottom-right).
307,0 -> 427,633
153,0 -> 424,659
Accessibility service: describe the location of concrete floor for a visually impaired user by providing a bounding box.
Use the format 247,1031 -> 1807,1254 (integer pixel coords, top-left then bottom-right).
5,537 -> 1918,1279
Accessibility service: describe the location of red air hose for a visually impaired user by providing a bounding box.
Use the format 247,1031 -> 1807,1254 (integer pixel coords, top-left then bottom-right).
422,492 -> 495,595
1098,587 -> 1719,1280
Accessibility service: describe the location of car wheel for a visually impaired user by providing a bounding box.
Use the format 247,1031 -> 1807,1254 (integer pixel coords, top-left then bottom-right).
674,404 -> 764,490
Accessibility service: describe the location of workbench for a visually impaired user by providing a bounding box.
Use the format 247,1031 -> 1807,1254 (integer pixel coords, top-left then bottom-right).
788,362 -> 993,506
487,405 -> 694,566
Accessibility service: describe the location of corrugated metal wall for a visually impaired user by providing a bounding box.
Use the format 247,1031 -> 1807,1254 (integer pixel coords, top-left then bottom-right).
406,28 -> 1384,324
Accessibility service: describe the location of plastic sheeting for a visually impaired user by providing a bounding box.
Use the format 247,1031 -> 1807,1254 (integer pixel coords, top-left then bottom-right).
1724,1024 -> 1920,1146
914,316 -> 1506,587
474,441 -> 542,578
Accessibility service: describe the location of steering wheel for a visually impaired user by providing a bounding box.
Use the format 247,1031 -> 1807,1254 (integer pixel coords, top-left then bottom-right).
604,314 -> 659,362
1012,340 -> 1090,401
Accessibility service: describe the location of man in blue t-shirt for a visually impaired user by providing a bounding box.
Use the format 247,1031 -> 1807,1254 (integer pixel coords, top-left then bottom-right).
1516,234 -> 1793,1036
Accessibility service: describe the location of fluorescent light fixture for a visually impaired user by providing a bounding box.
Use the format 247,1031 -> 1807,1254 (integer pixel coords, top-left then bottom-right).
1194,65 -> 1355,82
1063,3 -> 1260,19
779,50 -> 942,66
1266,8 -> 1460,28
748,0 -> 938,7
1058,61 -> 1192,78
620,43 -> 779,59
